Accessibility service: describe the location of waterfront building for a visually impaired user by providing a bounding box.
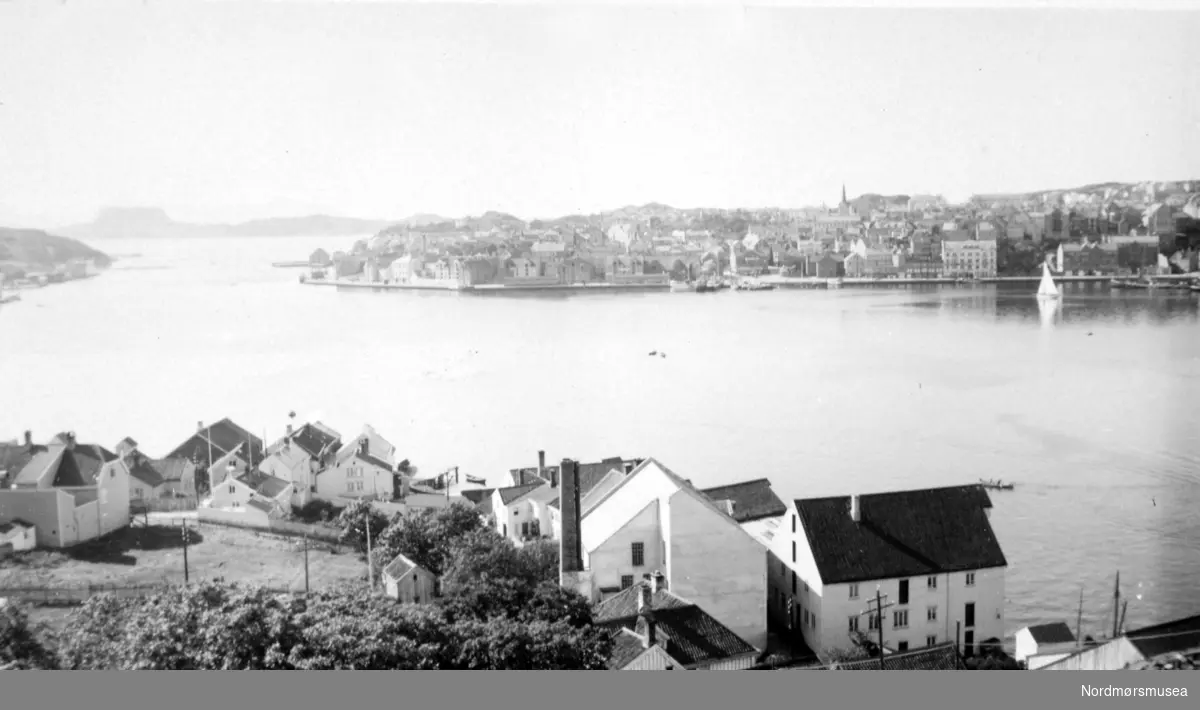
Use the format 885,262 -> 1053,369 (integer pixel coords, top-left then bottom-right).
767,485 -> 1007,659
942,239 -> 997,278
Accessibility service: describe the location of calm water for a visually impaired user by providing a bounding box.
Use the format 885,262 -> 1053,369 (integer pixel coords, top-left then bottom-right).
2,235 -> 1199,640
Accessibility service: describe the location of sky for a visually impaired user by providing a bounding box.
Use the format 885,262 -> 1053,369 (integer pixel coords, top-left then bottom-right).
0,1 -> 1198,227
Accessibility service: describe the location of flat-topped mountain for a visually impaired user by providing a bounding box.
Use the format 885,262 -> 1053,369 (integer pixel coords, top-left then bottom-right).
57,208 -> 394,240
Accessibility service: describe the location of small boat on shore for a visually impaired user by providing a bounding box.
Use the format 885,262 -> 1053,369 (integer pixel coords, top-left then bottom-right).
669,280 -> 696,293
734,278 -> 776,292
979,478 -> 1015,491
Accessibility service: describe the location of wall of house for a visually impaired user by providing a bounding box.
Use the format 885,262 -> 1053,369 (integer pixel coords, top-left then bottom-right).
259,455 -> 313,508
666,490 -> 768,652
97,462 -> 131,536
696,653 -> 758,671
1038,638 -> 1143,670
210,478 -> 254,510
586,500 -> 663,590
317,459 -> 393,501
771,508 -> 826,651
0,489 -> 74,548
622,645 -> 681,670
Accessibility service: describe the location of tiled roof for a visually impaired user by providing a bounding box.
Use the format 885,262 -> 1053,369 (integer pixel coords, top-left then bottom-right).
600,601 -> 757,668
795,485 -> 1006,585
127,454 -> 166,488
1126,613 -> 1200,659
497,480 -> 545,505
831,643 -> 963,670
608,629 -> 652,670
700,478 -> 786,523
594,583 -> 693,623
1026,622 -> 1076,645
235,469 -> 291,499
167,419 -> 263,465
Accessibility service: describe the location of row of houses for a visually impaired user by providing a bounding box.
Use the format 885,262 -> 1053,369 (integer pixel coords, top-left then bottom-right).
0,417 -> 427,548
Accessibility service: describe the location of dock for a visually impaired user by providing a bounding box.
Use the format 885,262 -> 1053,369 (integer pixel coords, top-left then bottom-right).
300,278 -> 671,293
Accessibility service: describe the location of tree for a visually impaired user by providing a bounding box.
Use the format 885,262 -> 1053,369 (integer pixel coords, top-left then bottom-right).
0,601 -> 59,670
336,499 -> 390,554
371,502 -> 485,578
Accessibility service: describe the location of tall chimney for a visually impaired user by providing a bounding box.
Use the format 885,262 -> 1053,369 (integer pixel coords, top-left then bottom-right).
359,437 -> 369,456
197,421 -> 204,432
537,450 -> 546,477
850,494 -> 861,523
549,466 -> 558,489
652,570 -> 666,593
23,430 -> 31,448
638,581 -> 652,612
559,458 -> 583,576
286,423 -> 293,437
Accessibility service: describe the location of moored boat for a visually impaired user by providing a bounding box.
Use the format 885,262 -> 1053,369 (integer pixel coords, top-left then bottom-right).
979,478 -> 1015,491
669,280 -> 696,293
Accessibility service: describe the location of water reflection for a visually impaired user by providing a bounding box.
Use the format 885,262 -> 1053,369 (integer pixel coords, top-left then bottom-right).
1037,296 -> 1061,330
916,283 -> 1200,327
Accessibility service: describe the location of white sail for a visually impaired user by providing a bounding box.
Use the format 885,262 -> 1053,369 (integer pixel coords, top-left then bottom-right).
1037,262 -> 1060,299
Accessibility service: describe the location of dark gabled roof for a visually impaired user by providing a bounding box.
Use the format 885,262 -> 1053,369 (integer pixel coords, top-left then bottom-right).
700,478 -> 786,523
497,480 -> 545,505
150,458 -> 193,483
831,642 -> 963,670
1026,621 -> 1076,645
11,439 -> 116,488
127,453 -> 166,488
594,583 -> 693,623
601,604 -> 758,668
508,456 -> 642,498
1125,613 -> 1200,659
288,422 -> 341,460
0,442 -> 40,483
795,485 -> 1006,585
167,419 -> 263,465
459,488 -> 494,506
235,469 -> 291,499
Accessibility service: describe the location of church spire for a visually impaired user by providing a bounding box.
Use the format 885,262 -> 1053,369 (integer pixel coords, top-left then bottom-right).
842,184 -> 848,204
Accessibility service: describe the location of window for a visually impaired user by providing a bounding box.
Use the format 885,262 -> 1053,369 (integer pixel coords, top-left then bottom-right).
927,575 -> 937,589
791,541 -> 796,563
621,575 -> 634,589
893,610 -> 909,628
965,572 -> 976,587
868,613 -> 879,631
927,606 -> 937,622
792,514 -> 796,533
965,602 -> 975,628
897,641 -> 909,652
228,485 -> 235,493
898,579 -> 909,605
810,614 -> 817,630
521,522 -> 529,537
963,630 -> 975,657
512,508 -> 519,516
849,583 -> 859,599
803,609 -> 809,627
631,542 -> 645,567
848,616 -> 859,633
346,481 -> 355,492
791,572 -> 796,595
926,635 -> 937,647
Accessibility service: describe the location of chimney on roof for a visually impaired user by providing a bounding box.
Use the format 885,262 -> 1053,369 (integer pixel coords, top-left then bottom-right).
65,432 -> 76,451
850,494 -> 861,523
197,421 -> 204,432
537,450 -> 545,477
638,581 -> 652,613
623,461 -> 634,475
559,458 -> 584,577
359,437 -> 369,456
23,431 -> 31,448
286,423 -> 293,438
652,570 -> 666,593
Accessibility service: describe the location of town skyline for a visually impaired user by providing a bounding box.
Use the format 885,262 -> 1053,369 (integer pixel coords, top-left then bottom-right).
2,3 -> 1198,227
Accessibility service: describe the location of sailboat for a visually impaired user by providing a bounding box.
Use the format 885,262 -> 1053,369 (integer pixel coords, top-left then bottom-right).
1036,261 -> 1060,301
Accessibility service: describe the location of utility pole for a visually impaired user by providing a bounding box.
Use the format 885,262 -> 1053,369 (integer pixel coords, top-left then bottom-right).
303,535 -> 310,594
182,521 -> 191,585
858,588 -> 894,670
365,511 -> 374,588
1075,586 -> 1084,648
1118,600 -> 1128,637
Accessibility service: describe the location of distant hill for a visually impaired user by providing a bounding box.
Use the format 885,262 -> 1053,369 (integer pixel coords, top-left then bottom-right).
57,207 -> 394,240
0,227 -> 112,275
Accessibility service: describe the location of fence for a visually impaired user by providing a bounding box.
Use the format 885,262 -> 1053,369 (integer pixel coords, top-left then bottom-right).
0,582 -> 301,606
195,508 -> 344,546
132,496 -> 199,513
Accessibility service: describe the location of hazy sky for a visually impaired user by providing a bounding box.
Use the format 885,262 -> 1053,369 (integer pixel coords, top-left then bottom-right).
1,1 -> 1197,226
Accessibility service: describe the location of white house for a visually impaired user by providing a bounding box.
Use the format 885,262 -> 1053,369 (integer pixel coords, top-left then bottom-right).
381,552 -> 438,604
208,468 -> 293,518
1014,622 -> 1077,669
558,457 -> 769,652
316,437 -> 395,502
259,441 -> 320,508
769,485 -> 1008,659
1038,612 -> 1200,670
490,480 -> 556,545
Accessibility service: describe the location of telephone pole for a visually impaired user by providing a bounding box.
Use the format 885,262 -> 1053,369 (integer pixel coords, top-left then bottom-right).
1111,571 -> 1121,639
858,588 -> 894,670
303,535 -> 311,594
182,521 -> 191,585
1075,586 -> 1084,648
365,512 -> 374,588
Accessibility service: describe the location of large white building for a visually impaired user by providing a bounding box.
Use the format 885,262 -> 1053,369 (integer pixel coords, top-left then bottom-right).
558,457 -> 770,652
942,240 -> 998,278
766,485 -> 1008,659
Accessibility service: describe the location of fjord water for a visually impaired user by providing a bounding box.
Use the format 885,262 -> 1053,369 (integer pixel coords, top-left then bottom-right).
2,235 -> 1198,640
